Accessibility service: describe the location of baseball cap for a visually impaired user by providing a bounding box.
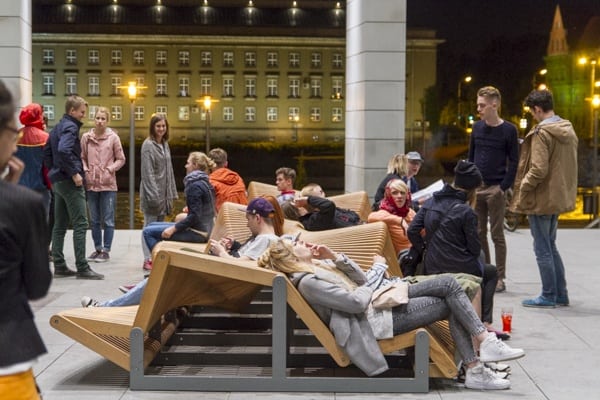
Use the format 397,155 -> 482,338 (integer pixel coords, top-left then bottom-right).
406,151 -> 424,162
242,197 -> 275,217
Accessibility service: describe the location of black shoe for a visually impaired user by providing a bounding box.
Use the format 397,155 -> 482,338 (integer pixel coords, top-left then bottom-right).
76,268 -> 105,280
54,266 -> 77,277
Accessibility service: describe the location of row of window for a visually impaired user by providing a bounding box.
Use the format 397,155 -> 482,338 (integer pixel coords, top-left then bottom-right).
40,73 -> 344,99
41,104 -> 343,124
41,48 -> 344,69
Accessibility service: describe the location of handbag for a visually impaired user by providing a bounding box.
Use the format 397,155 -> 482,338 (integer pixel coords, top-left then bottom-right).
371,280 -> 409,309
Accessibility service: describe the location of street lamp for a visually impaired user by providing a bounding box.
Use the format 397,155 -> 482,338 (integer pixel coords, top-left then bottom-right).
119,81 -> 146,229
531,68 -> 547,90
588,94 -> 600,228
197,95 -> 219,154
457,75 -> 472,128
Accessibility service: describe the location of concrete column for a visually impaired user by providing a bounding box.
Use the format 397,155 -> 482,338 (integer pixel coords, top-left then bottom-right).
345,0 -> 406,196
0,0 -> 32,108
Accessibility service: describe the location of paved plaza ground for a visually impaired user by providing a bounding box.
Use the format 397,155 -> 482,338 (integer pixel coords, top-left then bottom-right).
32,228 -> 600,399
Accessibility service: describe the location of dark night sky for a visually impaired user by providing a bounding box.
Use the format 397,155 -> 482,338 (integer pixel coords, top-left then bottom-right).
407,0 -> 600,116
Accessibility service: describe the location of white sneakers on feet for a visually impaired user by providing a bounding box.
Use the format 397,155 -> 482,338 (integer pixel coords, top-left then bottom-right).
465,364 -> 510,390
480,333 -> 525,363
81,296 -> 99,308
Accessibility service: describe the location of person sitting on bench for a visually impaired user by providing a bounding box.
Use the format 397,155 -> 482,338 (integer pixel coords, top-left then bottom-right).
257,238 -> 525,390
81,197 -> 283,308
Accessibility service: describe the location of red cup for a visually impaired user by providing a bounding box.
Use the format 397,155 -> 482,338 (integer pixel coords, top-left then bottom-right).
501,307 -> 513,333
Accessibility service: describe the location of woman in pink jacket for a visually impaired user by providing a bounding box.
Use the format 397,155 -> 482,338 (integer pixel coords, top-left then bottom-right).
81,107 -> 125,262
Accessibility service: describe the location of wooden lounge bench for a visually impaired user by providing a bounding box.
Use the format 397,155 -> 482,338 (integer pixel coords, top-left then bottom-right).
247,181 -> 372,221
51,245 -> 456,392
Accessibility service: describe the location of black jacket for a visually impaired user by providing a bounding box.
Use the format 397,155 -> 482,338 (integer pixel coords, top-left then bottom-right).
43,114 -> 84,183
299,196 -> 360,231
0,181 -> 52,367
407,183 -> 482,276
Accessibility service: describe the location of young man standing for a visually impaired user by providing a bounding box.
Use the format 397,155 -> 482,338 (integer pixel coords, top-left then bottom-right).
275,166 -> 296,204
44,95 -> 104,280
511,89 -> 578,308
468,86 -> 519,293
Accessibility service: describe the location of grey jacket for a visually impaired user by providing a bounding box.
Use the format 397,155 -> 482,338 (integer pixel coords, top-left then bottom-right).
139,137 -> 178,215
289,255 -> 389,376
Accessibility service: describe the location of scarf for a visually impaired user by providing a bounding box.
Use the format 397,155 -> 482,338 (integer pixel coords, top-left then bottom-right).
379,185 -> 412,218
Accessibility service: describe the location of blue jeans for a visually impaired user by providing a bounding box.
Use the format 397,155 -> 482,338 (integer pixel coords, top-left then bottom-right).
101,279 -> 147,307
52,180 -> 89,271
392,275 -> 485,364
141,213 -> 165,260
142,222 -> 207,254
87,191 -> 116,252
528,214 -> 567,301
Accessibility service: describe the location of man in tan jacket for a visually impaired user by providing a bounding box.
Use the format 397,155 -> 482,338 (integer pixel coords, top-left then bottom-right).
511,89 -> 578,308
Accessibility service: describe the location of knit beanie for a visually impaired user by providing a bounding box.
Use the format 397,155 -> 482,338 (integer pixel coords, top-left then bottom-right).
454,160 -> 482,190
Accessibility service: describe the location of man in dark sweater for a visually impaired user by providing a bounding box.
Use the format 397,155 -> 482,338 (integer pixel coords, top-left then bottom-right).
468,86 -> 519,293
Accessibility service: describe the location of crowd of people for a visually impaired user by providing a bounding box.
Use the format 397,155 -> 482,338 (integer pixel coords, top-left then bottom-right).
2,80 -> 580,396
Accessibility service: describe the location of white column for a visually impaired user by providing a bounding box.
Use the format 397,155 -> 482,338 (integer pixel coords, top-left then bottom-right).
345,0 -> 406,196
0,0 -> 32,108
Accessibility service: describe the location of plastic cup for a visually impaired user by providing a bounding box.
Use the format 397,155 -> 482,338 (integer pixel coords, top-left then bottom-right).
501,307 -> 513,333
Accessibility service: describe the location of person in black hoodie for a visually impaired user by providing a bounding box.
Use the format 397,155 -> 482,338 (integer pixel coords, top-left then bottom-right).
282,183 -> 361,231
408,160 -> 501,335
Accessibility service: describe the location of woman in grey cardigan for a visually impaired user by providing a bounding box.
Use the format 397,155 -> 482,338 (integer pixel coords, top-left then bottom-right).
139,114 -> 178,272
257,239 -> 525,390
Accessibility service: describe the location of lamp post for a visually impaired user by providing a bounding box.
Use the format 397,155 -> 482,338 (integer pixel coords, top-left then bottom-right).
120,81 -> 146,229
531,68 -> 547,90
289,114 -> 299,142
197,95 -> 219,154
457,75 -> 472,128
588,95 -> 600,228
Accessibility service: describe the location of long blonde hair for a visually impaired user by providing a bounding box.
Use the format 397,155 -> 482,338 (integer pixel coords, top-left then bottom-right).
257,239 -> 358,291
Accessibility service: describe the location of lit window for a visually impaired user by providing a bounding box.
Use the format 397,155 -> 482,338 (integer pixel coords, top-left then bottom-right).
288,107 -> 299,120
267,107 -> 278,122
42,49 -> 54,65
178,76 -> 190,97
331,107 -> 343,122
43,104 -> 55,121
42,74 -> 55,96
88,75 -> 100,96
135,76 -> 146,96
178,106 -> 190,121
332,76 -> 344,99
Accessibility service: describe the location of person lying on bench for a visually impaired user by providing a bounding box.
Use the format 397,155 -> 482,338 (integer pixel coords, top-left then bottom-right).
80,197 -> 283,308
257,238 -> 525,390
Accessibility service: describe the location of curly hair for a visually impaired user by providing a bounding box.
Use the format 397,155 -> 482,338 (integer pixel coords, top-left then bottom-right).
188,151 -> 216,173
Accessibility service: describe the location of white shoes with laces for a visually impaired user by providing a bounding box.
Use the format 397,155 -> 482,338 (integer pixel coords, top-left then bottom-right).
465,363 -> 511,390
479,333 -> 525,363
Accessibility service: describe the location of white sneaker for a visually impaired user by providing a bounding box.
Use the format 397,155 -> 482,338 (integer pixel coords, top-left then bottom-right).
480,333 -> 525,362
81,296 -> 99,308
485,362 -> 511,373
465,364 -> 510,390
